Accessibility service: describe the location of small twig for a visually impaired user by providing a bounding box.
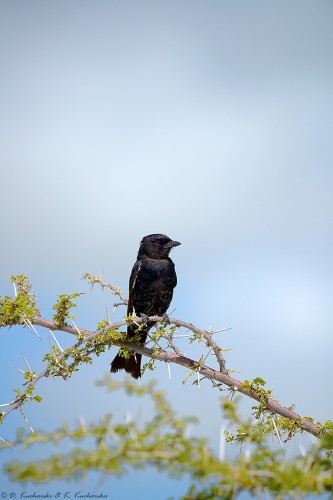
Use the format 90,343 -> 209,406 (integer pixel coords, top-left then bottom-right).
162,332 -> 183,356
82,273 -> 128,304
146,331 -> 165,352
169,318 -> 227,373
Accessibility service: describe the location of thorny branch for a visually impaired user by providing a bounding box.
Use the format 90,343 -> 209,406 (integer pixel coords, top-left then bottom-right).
82,273 -> 128,304
1,314 -> 322,439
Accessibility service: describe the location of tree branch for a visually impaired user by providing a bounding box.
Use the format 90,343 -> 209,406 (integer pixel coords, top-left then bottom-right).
1,315 -> 321,439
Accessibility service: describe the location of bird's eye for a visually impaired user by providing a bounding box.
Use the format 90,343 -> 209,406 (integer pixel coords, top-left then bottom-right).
154,240 -> 160,245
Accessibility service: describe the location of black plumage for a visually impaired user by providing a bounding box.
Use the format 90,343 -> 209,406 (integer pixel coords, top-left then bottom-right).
110,233 -> 180,379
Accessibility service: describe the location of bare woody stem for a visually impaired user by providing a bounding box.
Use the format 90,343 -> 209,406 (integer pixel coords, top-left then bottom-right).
0,315 -> 320,439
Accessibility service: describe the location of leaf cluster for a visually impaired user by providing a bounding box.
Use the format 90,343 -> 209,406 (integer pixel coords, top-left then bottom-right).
240,377 -> 307,442
3,378 -> 333,499
0,275 -> 40,327
42,327 -> 124,380
52,292 -> 83,327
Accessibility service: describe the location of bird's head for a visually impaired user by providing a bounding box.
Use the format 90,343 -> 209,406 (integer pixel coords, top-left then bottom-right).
138,234 -> 181,259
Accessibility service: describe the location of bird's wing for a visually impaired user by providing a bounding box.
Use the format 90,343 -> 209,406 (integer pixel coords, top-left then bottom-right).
127,260 -> 142,315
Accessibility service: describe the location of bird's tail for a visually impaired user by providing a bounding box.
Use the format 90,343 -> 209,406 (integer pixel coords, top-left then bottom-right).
110,352 -> 142,379
110,324 -> 149,379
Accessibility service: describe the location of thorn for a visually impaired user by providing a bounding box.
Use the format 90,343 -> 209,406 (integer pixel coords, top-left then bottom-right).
24,318 -> 41,339
271,414 -> 284,453
219,425 -> 225,461
19,407 -> 40,444
125,412 -> 132,424
125,409 -> 137,438
16,368 -> 25,374
0,401 -> 15,408
71,319 -> 81,335
106,306 -> 110,324
201,346 -> 214,365
25,318 -> 38,336
244,441 -> 252,459
298,443 -> 306,457
21,353 -> 33,374
79,414 -> 86,429
197,368 -> 201,389
0,437 -> 14,449
210,327 -> 232,335
167,362 -> 171,380
12,282 -> 18,297
49,330 -> 64,352
48,337 -> 60,360
240,439 -> 247,450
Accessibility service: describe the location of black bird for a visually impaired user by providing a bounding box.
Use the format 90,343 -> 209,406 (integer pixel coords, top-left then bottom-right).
110,233 -> 180,379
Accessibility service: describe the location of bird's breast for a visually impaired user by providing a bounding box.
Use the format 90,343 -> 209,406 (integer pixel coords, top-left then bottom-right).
132,258 -> 176,289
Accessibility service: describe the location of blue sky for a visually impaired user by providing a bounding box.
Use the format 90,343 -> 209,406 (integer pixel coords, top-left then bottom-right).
1,1 -> 332,498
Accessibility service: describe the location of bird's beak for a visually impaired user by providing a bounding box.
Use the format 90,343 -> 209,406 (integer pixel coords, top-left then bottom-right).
164,240 -> 181,249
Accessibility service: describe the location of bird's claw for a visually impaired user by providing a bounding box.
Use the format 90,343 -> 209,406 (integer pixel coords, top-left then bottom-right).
139,313 -> 150,324
162,313 -> 170,325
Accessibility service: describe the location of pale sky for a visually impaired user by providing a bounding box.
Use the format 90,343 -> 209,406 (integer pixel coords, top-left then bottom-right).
1,1 -> 332,498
